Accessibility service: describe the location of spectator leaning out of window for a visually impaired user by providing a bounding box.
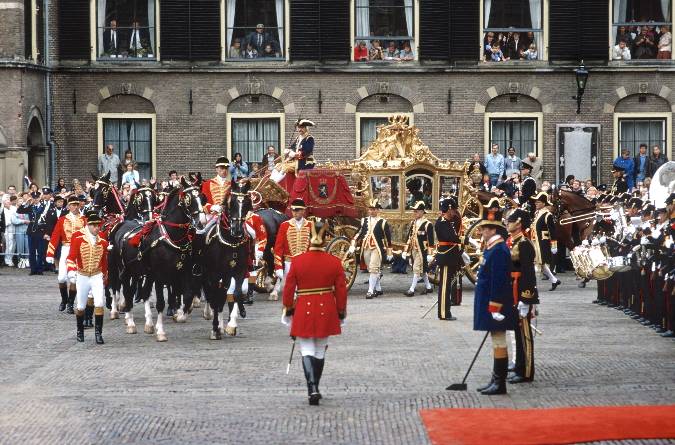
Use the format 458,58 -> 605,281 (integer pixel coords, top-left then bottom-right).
523,43 -> 538,60
229,38 -> 243,58
658,25 -> 672,60
634,27 -> 657,59
399,42 -> 414,61
647,145 -> 669,177
369,40 -> 384,61
613,40 -> 632,60
354,41 -> 369,62
489,41 -> 508,62
383,41 -> 400,61
614,148 -> 635,190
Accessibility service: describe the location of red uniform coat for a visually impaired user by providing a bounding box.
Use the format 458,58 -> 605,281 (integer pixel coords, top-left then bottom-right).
201,176 -> 231,213
46,213 -> 87,259
283,249 -> 347,338
66,229 -> 109,278
245,212 -> 267,253
273,219 -> 312,270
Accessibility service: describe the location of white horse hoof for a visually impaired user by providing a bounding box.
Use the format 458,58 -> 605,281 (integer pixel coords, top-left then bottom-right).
225,325 -> 237,336
144,324 -> 155,334
176,314 -> 187,323
210,330 -> 222,340
192,296 -> 201,308
109,310 -> 119,320
126,325 -> 137,334
119,302 -> 126,311
156,333 -> 167,342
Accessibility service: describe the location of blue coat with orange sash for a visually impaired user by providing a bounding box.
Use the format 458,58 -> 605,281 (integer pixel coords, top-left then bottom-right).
473,237 -> 516,331
282,248 -> 347,338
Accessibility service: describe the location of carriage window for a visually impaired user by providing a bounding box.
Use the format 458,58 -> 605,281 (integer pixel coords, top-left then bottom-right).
439,176 -> 459,200
618,118 -> 666,157
103,118 -> 152,181
231,118 -> 280,166
483,0 -> 543,61
405,173 -> 432,210
226,0 -> 285,61
97,0 -> 157,60
612,0 -> 672,60
490,118 -> 537,159
370,175 -> 400,210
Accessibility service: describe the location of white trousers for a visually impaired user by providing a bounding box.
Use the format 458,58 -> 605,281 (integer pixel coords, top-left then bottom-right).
3,232 -> 15,266
297,337 -> 328,358
227,277 -> 249,295
75,273 -> 105,310
57,245 -> 76,284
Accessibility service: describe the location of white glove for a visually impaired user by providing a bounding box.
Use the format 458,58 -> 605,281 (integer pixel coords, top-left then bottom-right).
67,270 -> 76,280
281,314 -> 291,326
107,244 -> 113,251
426,255 -> 434,263
641,236 -> 649,245
340,318 -> 346,327
401,252 -> 408,260
551,247 -> 558,255
386,255 -> 393,262
347,245 -> 355,255
255,250 -> 264,261
581,239 -> 589,246
288,150 -> 297,158
599,236 -> 607,244
275,269 -> 284,280
461,252 -> 471,265
591,238 -> 600,246
43,235 -> 50,241
210,204 -> 222,213
517,301 -> 530,318
45,257 -> 54,265
491,312 -> 505,321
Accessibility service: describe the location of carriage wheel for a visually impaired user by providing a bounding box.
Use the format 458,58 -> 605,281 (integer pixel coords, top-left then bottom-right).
462,219 -> 484,284
462,196 -> 482,219
325,236 -> 358,291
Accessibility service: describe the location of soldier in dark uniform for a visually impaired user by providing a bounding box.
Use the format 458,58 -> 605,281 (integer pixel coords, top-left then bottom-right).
474,203 -> 516,395
506,209 -> 539,383
610,164 -> 628,195
519,161 -> 537,215
402,201 -> 435,296
434,196 -> 462,321
17,187 -> 57,275
530,192 -> 561,290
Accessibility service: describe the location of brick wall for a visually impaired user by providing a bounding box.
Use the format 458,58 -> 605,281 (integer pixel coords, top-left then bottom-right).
0,2 -> 25,59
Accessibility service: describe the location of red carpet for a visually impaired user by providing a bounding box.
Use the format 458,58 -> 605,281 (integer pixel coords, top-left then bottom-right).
420,405 -> 675,445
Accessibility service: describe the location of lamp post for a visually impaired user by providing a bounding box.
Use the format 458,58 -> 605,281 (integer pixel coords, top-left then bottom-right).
573,62 -> 589,114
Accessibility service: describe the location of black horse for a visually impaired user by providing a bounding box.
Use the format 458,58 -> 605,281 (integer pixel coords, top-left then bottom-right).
202,180 -> 253,339
255,207 -> 289,298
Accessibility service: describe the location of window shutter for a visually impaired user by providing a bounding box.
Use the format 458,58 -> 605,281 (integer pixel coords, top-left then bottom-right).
449,0 -> 479,62
580,0 -> 608,61
24,0 -> 32,58
420,0 -> 450,61
159,0 -> 190,60
58,0 -> 90,60
189,0 -> 221,60
290,0 -> 320,61
549,0 -> 580,61
319,0 -> 349,61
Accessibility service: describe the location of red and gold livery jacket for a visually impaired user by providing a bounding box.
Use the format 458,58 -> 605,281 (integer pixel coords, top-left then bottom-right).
201,176 -> 231,213
273,219 -> 312,270
245,212 -> 267,253
66,229 -> 109,277
46,213 -> 87,259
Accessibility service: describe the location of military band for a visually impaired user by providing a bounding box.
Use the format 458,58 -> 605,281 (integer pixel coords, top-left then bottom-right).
531,192 -> 562,290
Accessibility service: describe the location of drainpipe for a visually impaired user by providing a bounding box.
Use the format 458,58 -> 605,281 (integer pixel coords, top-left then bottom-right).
44,0 -> 55,187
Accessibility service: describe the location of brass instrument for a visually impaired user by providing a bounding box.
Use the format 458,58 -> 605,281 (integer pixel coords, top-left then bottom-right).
559,210 -> 613,225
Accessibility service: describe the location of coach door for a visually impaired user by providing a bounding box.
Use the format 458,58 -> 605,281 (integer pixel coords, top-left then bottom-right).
556,124 -> 600,185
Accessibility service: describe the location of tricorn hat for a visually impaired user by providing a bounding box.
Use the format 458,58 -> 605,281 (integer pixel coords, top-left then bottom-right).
296,119 -> 315,128
85,210 -> 103,224
309,219 -> 328,248
530,191 -> 551,205
507,208 -> 532,230
290,198 -> 306,210
215,156 -> 230,168
475,202 -> 505,228
411,201 -> 427,212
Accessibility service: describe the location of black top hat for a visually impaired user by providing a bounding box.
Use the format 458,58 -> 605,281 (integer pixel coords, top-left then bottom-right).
85,210 -> 103,224
475,202 -> 505,228
290,198 -> 306,210
411,201 -> 426,212
439,196 -> 458,213
530,191 -> 551,205
66,195 -> 80,205
215,156 -> 230,168
507,208 -> 532,230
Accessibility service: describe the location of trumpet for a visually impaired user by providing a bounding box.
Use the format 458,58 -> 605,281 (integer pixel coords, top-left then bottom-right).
559,210 -> 613,225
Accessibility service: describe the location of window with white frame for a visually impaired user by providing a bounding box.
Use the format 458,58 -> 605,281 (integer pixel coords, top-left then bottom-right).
103,118 -> 153,180
489,118 -> 538,159
612,0 -> 673,61
97,0 -> 157,60
618,118 -> 667,157
353,0 -> 415,63
483,0 -> 543,61
358,113 -> 413,154
230,118 -> 281,168
226,0 -> 285,60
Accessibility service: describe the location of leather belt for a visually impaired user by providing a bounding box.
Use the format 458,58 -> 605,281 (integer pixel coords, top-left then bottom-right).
438,241 -> 459,246
296,286 -> 334,296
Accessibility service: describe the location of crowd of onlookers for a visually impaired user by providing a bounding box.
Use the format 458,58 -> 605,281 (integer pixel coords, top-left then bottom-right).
613,23 -> 672,60
353,40 -> 415,62
483,31 -> 539,62
228,24 -> 283,59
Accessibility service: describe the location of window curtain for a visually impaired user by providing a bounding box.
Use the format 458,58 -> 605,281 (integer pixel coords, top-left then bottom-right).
275,0 -> 284,56
227,0 -> 236,54
520,120 -> 535,158
491,120 -> 505,150
529,0 -> 542,59
662,0 -> 671,22
103,119 -> 119,152
356,0 -> 369,38
147,0 -> 155,54
613,0 -> 628,43
484,0 -> 491,29
361,119 -> 386,152
404,0 -> 413,48
262,120 -> 279,162
98,0 -> 107,56
129,120 -> 152,180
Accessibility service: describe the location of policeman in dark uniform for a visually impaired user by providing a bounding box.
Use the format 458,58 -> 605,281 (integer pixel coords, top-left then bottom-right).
434,196 -> 461,321
506,209 -> 539,383
519,161 -> 537,214
17,187 -> 57,275
610,164 -> 628,195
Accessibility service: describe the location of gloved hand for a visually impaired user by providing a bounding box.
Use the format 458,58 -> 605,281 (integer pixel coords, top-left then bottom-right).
255,250 -> 264,261
210,204 -> 222,213
67,270 -> 76,281
43,235 -> 50,241
401,252 -> 408,260
386,254 -> 393,262
426,255 -> 434,263
591,238 -> 600,246
599,236 -> 607,244
461,252 -> 471,265
45,257 -> 54,265
641,236 -> 649,245
581,239 -> 589,247
281,314 -> 291,326
347,245 -> 355,255
517,301 -> 530,318
491,312 -> 505,322
288,150 -> 297,158
107,244 -> 113,251
551,247 -> 558,255
275,269 -> 284,280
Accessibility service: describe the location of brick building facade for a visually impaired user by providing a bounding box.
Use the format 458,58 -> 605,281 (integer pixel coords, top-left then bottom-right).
1,0 -> 674,191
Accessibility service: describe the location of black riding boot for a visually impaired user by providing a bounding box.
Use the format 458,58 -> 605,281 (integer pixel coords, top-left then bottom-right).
58,284 -> 68,311
76,313 -> 84,342
481,357 -> 508,395
84,305 -> 94,328
476,374 -> 495,392
94,314 -> 104,344
244,286 -> 255,305
237,298 -> 247,319
302,356 -> 320,405
313,357 -> 325,399
67,289 -> 76,314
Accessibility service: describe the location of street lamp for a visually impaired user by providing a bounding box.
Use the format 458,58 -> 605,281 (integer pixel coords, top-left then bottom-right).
573,61 -> 589,114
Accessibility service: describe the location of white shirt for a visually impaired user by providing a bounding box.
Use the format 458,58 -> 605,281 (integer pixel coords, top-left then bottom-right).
110,30 -> 117,48
130,29 -> 141,49
293,217 -> 305,229
3,205 -> 17,234
613,44 -> 631,60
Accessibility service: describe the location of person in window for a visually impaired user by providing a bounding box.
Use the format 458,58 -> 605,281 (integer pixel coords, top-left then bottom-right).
246,23 -> 275,54
647,145 -> 669,178
523,43 -> 538,60
261,43 -> 278,58
489,42 -> 508,62
634,143 -> 649,184
354,41 -> 369,62
615,25 -> 634,47
229,38 -> 243,58
384,41 -> 400,61
368,40 -> 384,61
613,149 -> 635,191
399,41 -> 414,61
103,19 -> 122,57
657,25 -> 672,59
633,27 -> 657,59
229,153 -> 250,181
483,33 -> 495,61
265,145 -> 278,172
243,43 -> 258,59
128,19 -> 149,57
121,163 -> 140,190
613,40 -> 632,60
505,32 -> 525,60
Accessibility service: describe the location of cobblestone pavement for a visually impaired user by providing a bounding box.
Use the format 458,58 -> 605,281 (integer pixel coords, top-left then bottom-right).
0,266 -> 674,445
